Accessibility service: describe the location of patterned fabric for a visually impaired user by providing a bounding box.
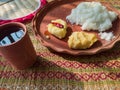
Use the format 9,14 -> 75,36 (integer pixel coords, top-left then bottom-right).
0,0 -> 120,90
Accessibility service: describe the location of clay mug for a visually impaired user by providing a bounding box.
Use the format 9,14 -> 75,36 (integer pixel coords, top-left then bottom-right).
0,22 -> 37,70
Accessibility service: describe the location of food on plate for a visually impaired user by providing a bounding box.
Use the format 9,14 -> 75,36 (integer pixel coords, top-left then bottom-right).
66,2 -> 118,32
99,32 -> 115,41
68,31 -> 98,49
47,19 -> 67,39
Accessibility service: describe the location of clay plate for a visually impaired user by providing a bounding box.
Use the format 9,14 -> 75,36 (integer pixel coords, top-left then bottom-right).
32,0 -> 120,55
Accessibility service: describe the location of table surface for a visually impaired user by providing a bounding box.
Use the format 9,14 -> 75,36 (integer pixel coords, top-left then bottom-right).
0,0 -> 120,90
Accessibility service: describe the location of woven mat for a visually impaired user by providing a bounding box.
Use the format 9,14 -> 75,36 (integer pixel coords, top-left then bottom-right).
0,0 -> 120,90
0,0 -> 40,20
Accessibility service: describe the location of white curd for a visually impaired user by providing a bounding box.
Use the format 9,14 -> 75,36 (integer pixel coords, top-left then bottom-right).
99,32 -> 115,41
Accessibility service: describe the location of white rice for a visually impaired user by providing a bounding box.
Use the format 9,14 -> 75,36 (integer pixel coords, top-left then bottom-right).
66,2 -> 118,32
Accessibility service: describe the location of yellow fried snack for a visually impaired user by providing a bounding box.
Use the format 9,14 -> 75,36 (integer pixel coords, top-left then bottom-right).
68,31 -> 98,49
47,19 -> 67,39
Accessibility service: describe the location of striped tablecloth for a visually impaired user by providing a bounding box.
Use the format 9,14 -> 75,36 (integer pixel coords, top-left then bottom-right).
0,0 -> 120,90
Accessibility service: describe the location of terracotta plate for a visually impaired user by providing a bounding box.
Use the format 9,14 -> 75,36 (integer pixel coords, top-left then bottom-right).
32,0 -> 120,55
